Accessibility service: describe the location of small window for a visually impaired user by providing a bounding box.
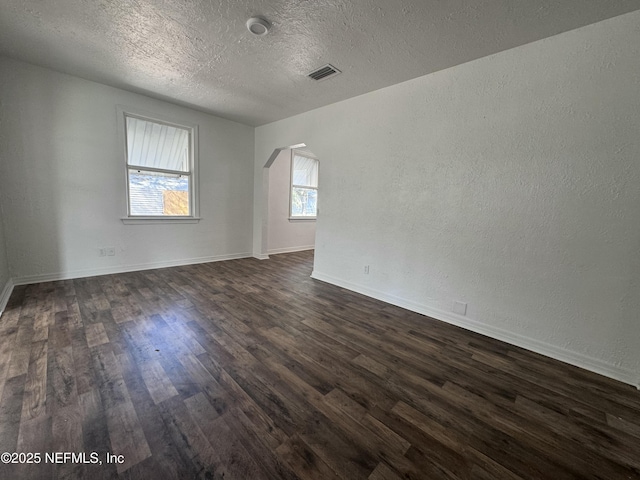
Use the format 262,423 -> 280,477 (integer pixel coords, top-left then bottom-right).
121,111 -> 199,221
290,150 -> 318,219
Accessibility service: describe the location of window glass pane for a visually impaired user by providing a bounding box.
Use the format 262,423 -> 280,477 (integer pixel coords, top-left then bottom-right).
129,169 -> 190,216
291,187 -> 317,217
126,116 -> 190,172
292,154 -> 318,187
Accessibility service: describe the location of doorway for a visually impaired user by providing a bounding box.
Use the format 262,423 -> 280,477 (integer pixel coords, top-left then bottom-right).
263,146 -> 319,257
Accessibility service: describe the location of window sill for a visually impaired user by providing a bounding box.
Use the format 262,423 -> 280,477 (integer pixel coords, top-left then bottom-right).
289,217 -> 317,222
121,217 -> 201,225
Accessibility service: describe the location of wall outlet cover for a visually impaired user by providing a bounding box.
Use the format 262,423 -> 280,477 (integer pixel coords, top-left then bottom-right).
453,301 -> 467,315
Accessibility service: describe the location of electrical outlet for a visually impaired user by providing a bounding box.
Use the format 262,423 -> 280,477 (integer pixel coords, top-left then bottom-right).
364,265 -> 369,274
106,247 -> 116,256
99,248 -> 106,257
453,301 -> 467,316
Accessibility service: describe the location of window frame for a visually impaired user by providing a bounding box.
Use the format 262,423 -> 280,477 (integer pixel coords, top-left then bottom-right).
289,149 -> 319,221
117,106 -> 200,224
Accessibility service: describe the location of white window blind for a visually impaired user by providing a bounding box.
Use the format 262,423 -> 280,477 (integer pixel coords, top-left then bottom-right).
292,154 -> 318,188
126,116 -> 190,172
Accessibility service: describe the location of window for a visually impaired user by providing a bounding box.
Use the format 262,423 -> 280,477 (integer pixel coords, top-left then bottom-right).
290,150 -> 318,219
120,109 -> 199,223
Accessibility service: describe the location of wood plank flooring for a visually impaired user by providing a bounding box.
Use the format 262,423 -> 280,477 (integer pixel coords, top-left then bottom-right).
0,250 -> 639,479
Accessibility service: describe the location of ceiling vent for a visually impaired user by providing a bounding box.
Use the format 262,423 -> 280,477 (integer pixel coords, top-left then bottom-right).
307,64 -> 341,81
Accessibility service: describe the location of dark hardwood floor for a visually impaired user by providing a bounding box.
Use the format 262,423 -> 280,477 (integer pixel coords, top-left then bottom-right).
0,250 -> 639,479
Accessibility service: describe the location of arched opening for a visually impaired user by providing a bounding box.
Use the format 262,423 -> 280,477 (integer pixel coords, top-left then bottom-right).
259,143 -> 319,259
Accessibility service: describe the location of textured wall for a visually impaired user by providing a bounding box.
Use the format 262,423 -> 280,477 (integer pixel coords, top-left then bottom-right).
0,203 -> 9,302
267,149 -> 316,254
0,57 -> 255,281
255,11 -> 640,383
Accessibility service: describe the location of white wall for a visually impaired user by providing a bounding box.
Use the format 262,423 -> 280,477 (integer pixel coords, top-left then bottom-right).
254,11 -> 640,385
267,149 -> 316,254
0,57 -> 255,283
0,204 -> 10,313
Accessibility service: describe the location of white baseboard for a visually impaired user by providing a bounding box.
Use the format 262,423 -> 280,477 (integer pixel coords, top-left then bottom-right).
267,245 -> 314,255
311,270 -> 639,389
0,278 -> 14,318
253,254 -> 270,260
12,252 -> 253,286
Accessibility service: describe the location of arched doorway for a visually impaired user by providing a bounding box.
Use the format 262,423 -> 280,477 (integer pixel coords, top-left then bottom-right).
259,144 -> 319,259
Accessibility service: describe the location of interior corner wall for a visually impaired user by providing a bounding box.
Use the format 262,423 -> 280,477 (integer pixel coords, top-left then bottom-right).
0,206 -> 8,283
254,11 -> 640,385
267,149 -> 316,254
0,57 -> 255,283
0,200 -> 10,313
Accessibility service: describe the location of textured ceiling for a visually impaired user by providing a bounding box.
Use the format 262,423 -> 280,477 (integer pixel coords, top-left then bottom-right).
1,0 -> 639,126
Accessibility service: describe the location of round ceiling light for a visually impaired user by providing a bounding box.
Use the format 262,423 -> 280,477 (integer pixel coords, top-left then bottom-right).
246,17 -> 271,36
